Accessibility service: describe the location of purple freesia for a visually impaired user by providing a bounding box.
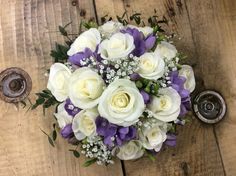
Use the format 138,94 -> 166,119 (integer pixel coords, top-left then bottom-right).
69,48 -> 94,66
61,124 -> 74,139
95,116 -> 137,147
64,99 -> 81,117
164,134 -> 177,147
169,71 -> 191,116
129,73 -> 141,81
121,28 -> 156,57
140,90 -> 150,104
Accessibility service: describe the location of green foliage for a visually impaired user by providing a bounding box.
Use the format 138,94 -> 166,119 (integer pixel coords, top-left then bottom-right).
69,149 -> 80,158
82,21 -> 98,29
31,89 -> 59,115
40,129 -> 55,147
116,11 -> 128,25
83,158 -> 97,167
130,13 -> 142,25
50,43 -> 69,63
135,78 -> 160,96
145,150 -> 156,162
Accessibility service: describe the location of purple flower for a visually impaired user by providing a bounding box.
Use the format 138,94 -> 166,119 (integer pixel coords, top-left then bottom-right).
140,90 -> 150,104
69,48 -> 94,66
129,73 -> 141,81
169,71 -> 191,116
164,134 -> 177,147
64,99 -> 81,117
61,124 -> 74,139
121,28 -> 155,57
95,117 -> 137,147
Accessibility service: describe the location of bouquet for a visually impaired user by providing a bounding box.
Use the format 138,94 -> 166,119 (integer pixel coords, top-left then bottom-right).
33,14 -> 196,166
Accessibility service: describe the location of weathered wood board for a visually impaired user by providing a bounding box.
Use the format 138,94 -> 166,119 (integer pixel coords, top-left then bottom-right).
0,0 -> 236,175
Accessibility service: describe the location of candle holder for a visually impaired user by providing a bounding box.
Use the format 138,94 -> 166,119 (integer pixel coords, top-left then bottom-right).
0,67 -> 32,103
192,90 -> 226,124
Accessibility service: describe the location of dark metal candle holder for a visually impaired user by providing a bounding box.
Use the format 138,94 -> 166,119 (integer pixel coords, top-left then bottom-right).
192,90 -> 226,124
0,67 -> 32,103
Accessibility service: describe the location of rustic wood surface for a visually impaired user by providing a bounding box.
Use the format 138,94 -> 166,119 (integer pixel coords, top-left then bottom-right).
0,0 -> 235,175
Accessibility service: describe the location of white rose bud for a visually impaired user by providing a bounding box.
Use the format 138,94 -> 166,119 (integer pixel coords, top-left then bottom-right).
179,65 -> 196,93
54,102 -> 73,129
137,52 -> 165,80
115,140 -> 144,160
98,79 -> 145,126
67,28 -> 101,56
139,121 -> 167,152
98,21 -> 123,38
47,63 -> 71,102
148,87 -> 181,122
69,67 -> 105,109
72,108 -> 98,140
155,41 -> 177,60
98,32 -> 135,61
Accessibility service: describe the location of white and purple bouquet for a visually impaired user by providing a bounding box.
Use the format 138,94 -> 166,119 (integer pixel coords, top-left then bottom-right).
33,16 -> 196,166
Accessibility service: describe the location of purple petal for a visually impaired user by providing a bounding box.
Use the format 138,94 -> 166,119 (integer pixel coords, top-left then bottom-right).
64,99 -> 81,117
116,136 -> 123,146
179,89 -> 190,99
118,127 -> 129,134
68,48 -> 93,66
129,73 -> 141,81
104,136 -> 113,146
106,124 -> 117,137
140,90 -> 150,104
145,35 -> 156,50
165,140 -> 177,147
179,104 -> 188,116
61,124 -> 74,139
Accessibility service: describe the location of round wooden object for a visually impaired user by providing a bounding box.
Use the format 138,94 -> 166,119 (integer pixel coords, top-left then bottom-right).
193,90 -> 226,124
0,67 -> 32,103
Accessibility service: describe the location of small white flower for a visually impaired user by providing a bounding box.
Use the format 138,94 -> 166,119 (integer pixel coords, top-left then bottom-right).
69,67 -> 105,109
98,32 -> 135,61
155,41 -> 177,60
139,121 -> 167,152
67,28 -> 101,56
98,21 -> 123,37
72,108 -> 98,140
47,63 -> 71,102
148,87 -> 181,122
54,102 -> 72,128
98,79 -> 145,126
179,65 -> 196,93
137,52 -> 165,80
128,25 -> 153,37
114,140 -> 144,160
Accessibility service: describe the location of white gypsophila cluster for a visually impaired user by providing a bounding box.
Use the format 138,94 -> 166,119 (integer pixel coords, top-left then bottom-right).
137,109 -> 159,130
157,56 -> 180,88
81,137 -> 114,165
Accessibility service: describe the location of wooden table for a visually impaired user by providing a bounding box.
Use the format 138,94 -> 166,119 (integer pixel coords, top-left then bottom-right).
0,0 -> 235,175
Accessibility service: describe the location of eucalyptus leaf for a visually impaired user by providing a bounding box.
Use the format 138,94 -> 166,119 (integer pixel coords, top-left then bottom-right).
83,158 -> 97,167
69,149 -> 80,158
52,130 -> 57,141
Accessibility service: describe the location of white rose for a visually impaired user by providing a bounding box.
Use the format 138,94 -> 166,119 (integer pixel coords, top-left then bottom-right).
98,32 -> 135,61
98,21 -> 123,37
139,121 -> 167,152
72,108 -> 98,140
67,28 -> 101,56
114,140 -> 144,160
98,79 -> 145,126
69,67 -> 105,109
155,41 -> 177,60
128,25 -> 153,37
179,65 -> 196,93
137,52 -> 165,80
148,87 -> 181,122
54,102 -> 72,128
47,63 -> 71,102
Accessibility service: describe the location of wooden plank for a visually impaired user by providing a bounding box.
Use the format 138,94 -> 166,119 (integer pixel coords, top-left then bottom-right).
185,0 -> 236,175
94,0 -> 225,175
0,0 -> 123,176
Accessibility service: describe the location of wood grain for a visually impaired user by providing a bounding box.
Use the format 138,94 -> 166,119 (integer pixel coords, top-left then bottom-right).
95,0 -> 225,175
1,0 -> 236,175
185,0 -> 236,175
0,0 -> 123,176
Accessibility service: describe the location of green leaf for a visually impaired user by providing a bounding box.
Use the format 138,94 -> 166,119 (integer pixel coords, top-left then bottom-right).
36,92 -> 51,98
48,136 -> 55,147
52,130 -> 57,141
59,25 -> 68,36
145,150 -> 156,162
36,97 -> 45,105
83,158 -> 97,167
69,149 -> 80,158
